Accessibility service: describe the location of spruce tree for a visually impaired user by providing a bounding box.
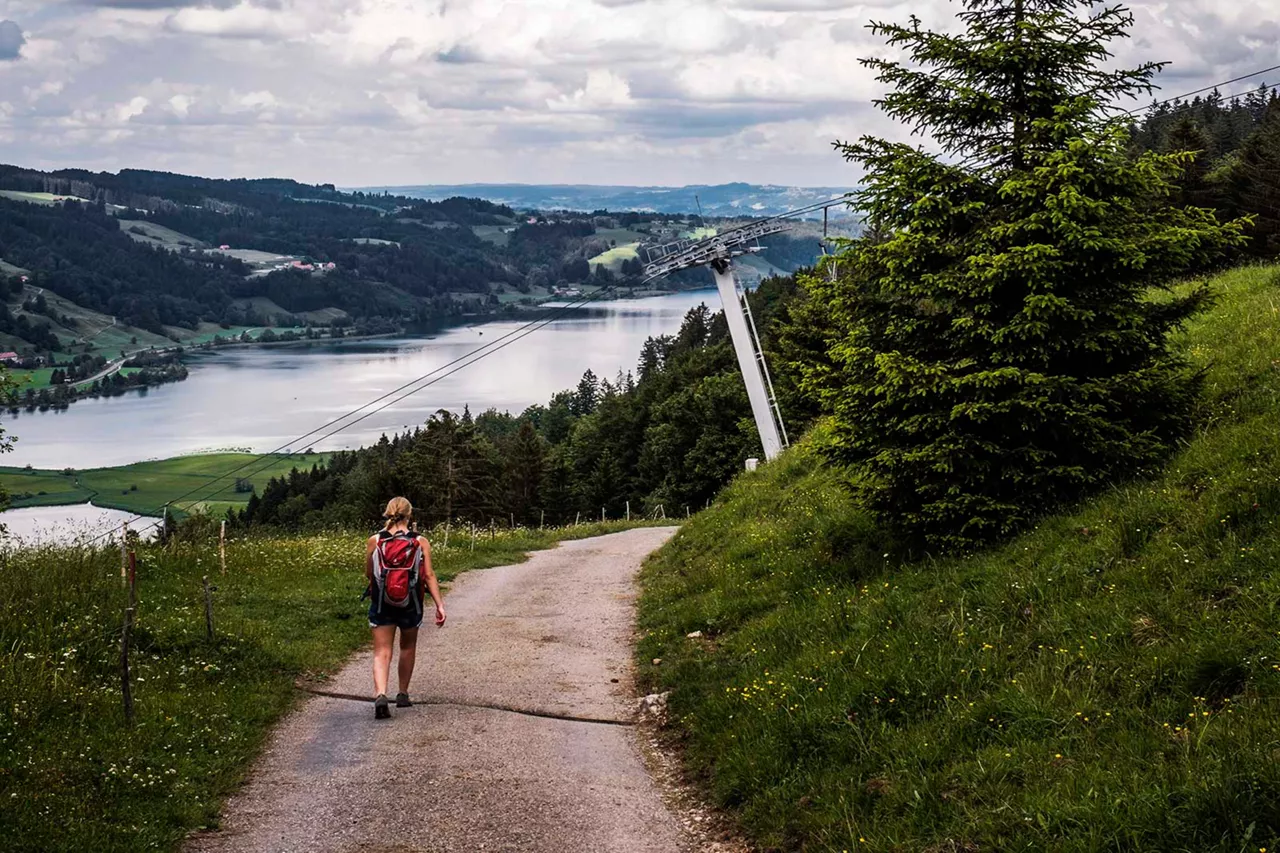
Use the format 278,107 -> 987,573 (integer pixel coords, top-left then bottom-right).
801,0 -> 1246,549
1224,101 -> 1280,257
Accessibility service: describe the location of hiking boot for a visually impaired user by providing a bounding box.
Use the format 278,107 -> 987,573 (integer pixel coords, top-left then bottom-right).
374,694 -> 391,719
395,692 -> 412,708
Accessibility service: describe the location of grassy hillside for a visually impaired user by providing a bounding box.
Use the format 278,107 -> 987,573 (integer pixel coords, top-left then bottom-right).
0,453 -> 333,517
0,520 -> 659,852
638,264 -> 1280,852
117,219 -> 207,250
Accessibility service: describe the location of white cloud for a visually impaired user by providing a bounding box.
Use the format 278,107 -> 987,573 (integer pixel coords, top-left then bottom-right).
164,3 -> 303,39
1,0 -> 1278,185
547,69 -> 633,112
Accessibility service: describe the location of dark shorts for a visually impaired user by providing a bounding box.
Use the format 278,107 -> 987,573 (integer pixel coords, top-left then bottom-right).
368,601 -> 423,630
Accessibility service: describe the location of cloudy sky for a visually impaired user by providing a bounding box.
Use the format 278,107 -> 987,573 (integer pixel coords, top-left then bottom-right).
1,0 -> 1278,187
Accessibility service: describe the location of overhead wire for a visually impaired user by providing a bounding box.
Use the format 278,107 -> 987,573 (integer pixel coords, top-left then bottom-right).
79,283 -> 628,545
60,65 -> 1280,547
1123,63 -> 1280,116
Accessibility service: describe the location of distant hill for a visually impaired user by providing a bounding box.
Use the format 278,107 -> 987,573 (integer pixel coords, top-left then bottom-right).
0,166 -> 836,365
357,183 -> 859,219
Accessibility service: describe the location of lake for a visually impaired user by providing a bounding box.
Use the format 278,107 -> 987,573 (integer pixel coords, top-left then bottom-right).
2,289 -> 720,470
0,504 -> 157,546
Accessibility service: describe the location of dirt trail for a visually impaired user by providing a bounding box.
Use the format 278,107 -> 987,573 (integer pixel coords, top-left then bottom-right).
188,527 -> 688,853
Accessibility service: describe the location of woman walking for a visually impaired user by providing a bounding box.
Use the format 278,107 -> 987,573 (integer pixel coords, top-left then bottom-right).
366,497 -> 446,719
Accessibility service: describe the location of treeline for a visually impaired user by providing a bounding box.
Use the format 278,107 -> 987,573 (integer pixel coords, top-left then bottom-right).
0,165 -> 407,216
1131,86 -> 1280,256
0,165 -> 832,356
0,199 -> 249,333
237,276 -> 803,530
7,353 -> 188,413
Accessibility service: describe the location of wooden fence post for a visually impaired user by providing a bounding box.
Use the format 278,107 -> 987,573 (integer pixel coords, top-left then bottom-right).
120,522 -> 129,583
219,520 -> 227,576
626,501 -> 631,522
660,505 -> 666,520
127,550 -> 138,610
202,576 -> 215,641
540,510 -> 545,530
601,506 -> 606,523
510,512 -> 515,529
686,506 -> 691,519
120,605 -> 135,726
469,524 -> 476,553
443,523 -> 450,548
574,512 -> 580,527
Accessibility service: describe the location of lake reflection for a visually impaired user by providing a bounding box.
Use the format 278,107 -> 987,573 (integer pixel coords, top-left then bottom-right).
5,290 -> 719,469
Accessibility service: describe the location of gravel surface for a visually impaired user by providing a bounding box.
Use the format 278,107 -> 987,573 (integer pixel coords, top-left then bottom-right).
187,527 -> 690,853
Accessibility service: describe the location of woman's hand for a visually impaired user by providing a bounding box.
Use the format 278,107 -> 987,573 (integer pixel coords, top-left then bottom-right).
435,605 -> 447,628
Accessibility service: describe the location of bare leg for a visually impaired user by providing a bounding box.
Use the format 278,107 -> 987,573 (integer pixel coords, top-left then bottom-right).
371,626 -> 396,697
397,627 -> 419,695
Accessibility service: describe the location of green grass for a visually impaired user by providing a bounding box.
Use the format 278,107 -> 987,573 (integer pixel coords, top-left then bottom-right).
117,220 -> 206,250
638,263 -> 1280,852
0,454 -> 333,518
589,242 -> 641,271
681,226 -> 718,241
597,227 -> 649,244
471,225 -> 513,247
0,190 -> 90,206
0,520 -> 660,852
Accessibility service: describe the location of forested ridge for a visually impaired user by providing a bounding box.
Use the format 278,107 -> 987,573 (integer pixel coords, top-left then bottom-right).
0,165 -> 825,349
1131,85 -> 1280,256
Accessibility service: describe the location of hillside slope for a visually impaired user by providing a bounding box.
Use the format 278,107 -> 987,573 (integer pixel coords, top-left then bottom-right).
638,264 -> 1280,851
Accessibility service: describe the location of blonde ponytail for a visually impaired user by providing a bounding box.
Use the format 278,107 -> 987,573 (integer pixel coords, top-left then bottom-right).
382,496 -> 414,530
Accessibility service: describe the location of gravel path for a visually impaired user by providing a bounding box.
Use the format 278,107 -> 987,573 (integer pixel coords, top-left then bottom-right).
188,527 -> 687,853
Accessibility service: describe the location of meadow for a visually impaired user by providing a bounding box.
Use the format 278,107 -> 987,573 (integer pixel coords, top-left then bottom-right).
0,453 -> 332,518
0,519 -> 661,852
117,220 -> 206,250
638,264 -> 1280,851
588,242 -> 641,271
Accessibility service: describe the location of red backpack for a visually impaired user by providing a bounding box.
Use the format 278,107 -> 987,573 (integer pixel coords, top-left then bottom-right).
372,531 -> 424,613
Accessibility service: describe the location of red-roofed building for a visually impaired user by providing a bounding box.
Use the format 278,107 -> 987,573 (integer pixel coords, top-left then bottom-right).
0,353 -> 19,364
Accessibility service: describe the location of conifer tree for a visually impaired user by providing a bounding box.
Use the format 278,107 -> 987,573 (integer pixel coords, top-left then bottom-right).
1224,102 -> 1280,256
1162,115 -> 1219,210
801,0 -> 1246,549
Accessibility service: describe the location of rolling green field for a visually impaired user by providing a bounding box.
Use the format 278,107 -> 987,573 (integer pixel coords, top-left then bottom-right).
471,225 -> 515,246
639,264 -> 1280,852
588,242 -> 641,270
680,225 -> 718,241
596,227 -> 649,244
0,190 -> 90,206
0,453 -> 332,518
0,519 -> 665,852
117,219 -> 206,250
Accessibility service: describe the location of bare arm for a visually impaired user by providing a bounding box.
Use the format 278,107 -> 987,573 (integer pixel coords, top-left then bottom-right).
419,536 -> 446,627
365,536 -> 377,584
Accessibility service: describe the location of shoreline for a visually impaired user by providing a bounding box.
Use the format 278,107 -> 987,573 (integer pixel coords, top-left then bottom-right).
0,451 -> 330,519
7,284 -> 703,412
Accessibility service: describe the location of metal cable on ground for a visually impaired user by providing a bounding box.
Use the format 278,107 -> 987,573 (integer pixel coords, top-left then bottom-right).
294,684 -> 635,727
79,285 -> 625,545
